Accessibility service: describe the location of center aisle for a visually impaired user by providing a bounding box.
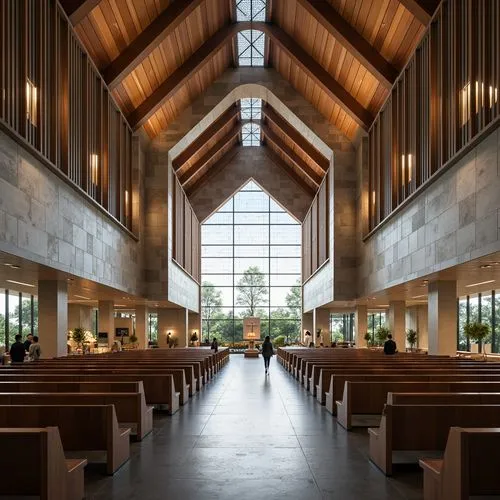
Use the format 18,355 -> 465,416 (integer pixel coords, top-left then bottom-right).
87,355 -> 420,499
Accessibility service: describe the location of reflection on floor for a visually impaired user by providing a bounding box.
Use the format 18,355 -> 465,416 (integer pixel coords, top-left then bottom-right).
86,355 -> 423,499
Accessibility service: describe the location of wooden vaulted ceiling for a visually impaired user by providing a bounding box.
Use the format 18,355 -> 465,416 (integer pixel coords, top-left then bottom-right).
61,0 -> 440,192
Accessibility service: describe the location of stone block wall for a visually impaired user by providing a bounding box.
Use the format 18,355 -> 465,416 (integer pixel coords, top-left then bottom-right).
0,129 -> 143,295
358,125 -> 500,296
189,147 -> 314,222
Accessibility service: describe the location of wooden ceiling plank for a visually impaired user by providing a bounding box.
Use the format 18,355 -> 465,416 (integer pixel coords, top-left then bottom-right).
397,0 -> 438,25
60,0 -> 101,25
254,22 -> 373,129
103,0 -> 205,89
173,105 -> 240,171
262,105 -> 330,171
179,124 -> 243,186
261,123 -> 322,186
127,23 -> 250,130
262,147 -> 316,197
295,0 -> 398,88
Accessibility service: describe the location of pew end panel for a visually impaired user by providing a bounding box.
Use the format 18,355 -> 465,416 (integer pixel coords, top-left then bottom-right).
368,405 -> 392,476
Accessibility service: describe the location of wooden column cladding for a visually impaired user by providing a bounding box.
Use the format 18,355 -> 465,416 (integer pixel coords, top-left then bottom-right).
172,175 -> 200,283
302,176 -> 329,283
367,0 -> 499,233
0,0 -> 134,232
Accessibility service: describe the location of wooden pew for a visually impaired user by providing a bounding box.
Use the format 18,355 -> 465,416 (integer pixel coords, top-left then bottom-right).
0,405 -> 130,475
368,403 -> 500,475
0,427 -> 87,499
0,391 -> 153,441
419,427 -> 500,500
1,367 -> 189,407
0,373 -> 180,414
335,381 -> 500,429
325,373 -> 500,415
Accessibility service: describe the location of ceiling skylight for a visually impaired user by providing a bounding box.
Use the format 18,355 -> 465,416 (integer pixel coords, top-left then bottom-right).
237,30 -> 265,67
241,123 -> 261,147
236,0 -> 266,21
240,98 -> 262,120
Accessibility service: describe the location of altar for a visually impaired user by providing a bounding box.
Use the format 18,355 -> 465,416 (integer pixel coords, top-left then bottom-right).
243,317 -> 260,358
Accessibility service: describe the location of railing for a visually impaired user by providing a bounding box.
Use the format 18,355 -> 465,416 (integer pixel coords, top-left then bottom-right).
0,0 -> 133,230
368,0 -> 499,232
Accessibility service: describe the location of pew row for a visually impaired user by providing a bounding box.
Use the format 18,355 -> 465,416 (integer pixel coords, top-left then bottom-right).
368,403 -> 500,475
0,405 -> 130,475
335,381 -> 500,429
0,427 -> 87,499
419,427 -> 500,500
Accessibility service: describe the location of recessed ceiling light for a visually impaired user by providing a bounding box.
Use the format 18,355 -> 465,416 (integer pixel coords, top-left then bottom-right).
6,279 -> 34,288
480,264 -> 492,269
465,280 -> 495,288
3,263 -> 20,269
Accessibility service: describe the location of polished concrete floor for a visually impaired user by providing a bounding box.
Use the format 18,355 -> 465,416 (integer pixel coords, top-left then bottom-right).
85,355 -> 423,499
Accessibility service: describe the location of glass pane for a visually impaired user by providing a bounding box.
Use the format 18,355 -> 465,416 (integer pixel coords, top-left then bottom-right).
234,257 -> 268,274
270,287 -> 291,306
458,298 -> 467,350
204,212 -> 233,225
32,296 -> 38,336
201,225 -> 233,245
202,287 -> 233,308
270,275 -> 301,287
269,199 -> 285,212
481,292 -> 493,351
234,225 -> 268,245
234,246 -> 269,258
270,225 -> 301,244
8,291 -> 20,346
234,274 -> 269,287
202,246 -> 233,258
270,212 -> 297,224
270,257 -> 301,274
469,295 -> 479,323
218,199 -> 233,212
234,191 -> 268,212
201,275 -> 233,287
270,246 -> 301,257
21,294 -> 32,337
234,212 -> 269,224
202,258 -> 233,274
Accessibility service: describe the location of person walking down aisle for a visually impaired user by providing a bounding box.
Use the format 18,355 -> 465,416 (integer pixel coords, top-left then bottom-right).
261,335 -> 274,374
28,336 -> 41,361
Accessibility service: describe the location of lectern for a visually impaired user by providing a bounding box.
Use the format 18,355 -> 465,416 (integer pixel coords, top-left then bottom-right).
243,317 -> 261,358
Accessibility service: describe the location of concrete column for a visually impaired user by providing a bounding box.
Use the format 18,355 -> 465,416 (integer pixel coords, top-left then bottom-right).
388,301 -> 406,351
68,304 -> 93,332
158,308 -> 188,348
38,280 -> 68,358
428,281 -> 457,356
135,305 -> 148,350
302,312 -> 313,344
188,311 -> 201,346
355,305 -> 368,347
313,308 -> 330,345
405,305 -> 429,350
98,300 -> 115,348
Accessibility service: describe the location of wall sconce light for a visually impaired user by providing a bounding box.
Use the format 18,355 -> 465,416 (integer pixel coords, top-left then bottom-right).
401,154 -> 412,184
460,81 -> 498,126
26,79 -> 38,126
90,153 -> 99,185
125,190 -> 130,212
371,190 -> 376,206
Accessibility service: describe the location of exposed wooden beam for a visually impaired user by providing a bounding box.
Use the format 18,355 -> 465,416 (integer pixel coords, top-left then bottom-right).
186,145 -> 242,197
397,0 -> 439,25
295,0 -> 398,88
128,23 -> 250,130
261,123 -> 322,186
254,22 -> 373,129
262,106 -> 330,171
103,0 -> 205,89
59,0 -> 101,25
173,105 -> 240,171
180,124 -> 242,186
262,147 -> 316,197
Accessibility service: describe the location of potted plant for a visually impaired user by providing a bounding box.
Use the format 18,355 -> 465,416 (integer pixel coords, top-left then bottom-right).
190,331 -> 199,347
375,325 -> 390,346
464,321 -> 491,355
71,327 -> 87,352
363,332 -> 372,347
406,329 -> 418,352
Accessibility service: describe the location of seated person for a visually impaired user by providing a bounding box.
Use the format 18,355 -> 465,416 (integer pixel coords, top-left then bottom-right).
383,334 -> 397,355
